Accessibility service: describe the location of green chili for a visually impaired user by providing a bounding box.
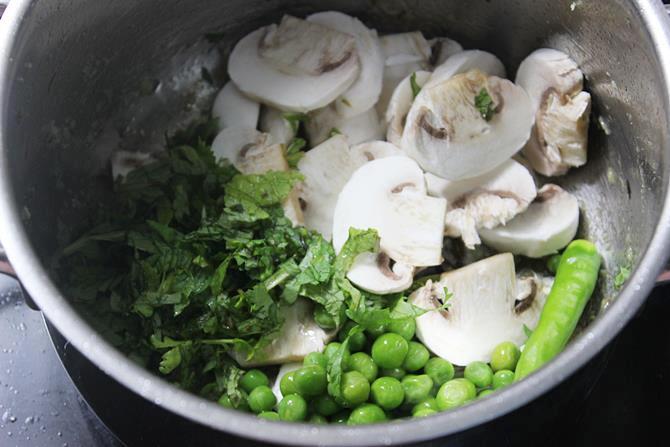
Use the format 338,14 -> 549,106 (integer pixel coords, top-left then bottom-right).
515,240 -> 601,381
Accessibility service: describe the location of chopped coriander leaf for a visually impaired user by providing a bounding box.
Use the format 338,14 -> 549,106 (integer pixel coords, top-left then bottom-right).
474,87 -> 496,121
410,72 -> 422,98
285,138 -> 307,168
614,266 -> 631,289
328,127 -> 342,138
282,112 -> 308,134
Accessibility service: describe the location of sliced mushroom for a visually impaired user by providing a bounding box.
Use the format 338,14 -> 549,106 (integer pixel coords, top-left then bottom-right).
514,270 -> 553,324
211,128 -> 304,226
211,81 -> 260,131
427,50 -> 506,87
305,104 -> 383,147
380,32 -> 432,66
307,11 -> 384,118
271,362 -> 303,402
376,32 -> 432,118
231,299 -> 332,367
411,253 -> 545,365
211,128 -> 272,169
385,70 -> 432,147
515,48 -> 591,176
479,184 -> 579,258
259,107 -> 296,145
425,159 -> 537,249
332,156 -> 447,293
228,15 -> 360,113
297,136 -> 402,239
427,37 -> 463,67
401,69 -> 534,180
347,252 -> 414,294
110,151 -> 155,181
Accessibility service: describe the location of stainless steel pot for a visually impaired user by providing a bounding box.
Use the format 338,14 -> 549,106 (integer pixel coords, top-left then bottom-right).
1,0 -> 670,445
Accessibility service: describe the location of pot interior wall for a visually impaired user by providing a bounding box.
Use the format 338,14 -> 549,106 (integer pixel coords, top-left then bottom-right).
2,0 -> 668,336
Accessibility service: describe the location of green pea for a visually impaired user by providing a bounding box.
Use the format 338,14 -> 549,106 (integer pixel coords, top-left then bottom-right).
490,341 -> 521,372
331,410 -> 350,424
240,369 -> 270,393
304,352 -> 328,370
402,341 -> 430,372
309,414 -> 328,424
492,370 -> 514,389
248,386 -> 277,413
314,304 -> 336,330
366,322 -> 387,339
347,352 -> 378,383
547,254 -> 562,274
341,371 -> 370,407
424,357 -> 455,386
412,397 -> 439,415
413,408 -> 437,418
381,367 -> 406,380
280,371 -> 298,397
464,361 -> 493,388
370,377 -> 404,410
313,394 -> 341,417
278,394 -> 308,422
387,317 -> 416,341
371,333 -> 409,369
401,374 -> 433,405
218,394 -> 250,412
436,379 -> 476,410
338,321 -> 367,353
294,365 -> 327,396
258,411 -> 280,421
347,403 -> 387,425
478,389 -> 495,398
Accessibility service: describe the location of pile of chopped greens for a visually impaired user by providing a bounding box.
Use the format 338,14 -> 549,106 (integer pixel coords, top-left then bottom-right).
55,120 -> 424,403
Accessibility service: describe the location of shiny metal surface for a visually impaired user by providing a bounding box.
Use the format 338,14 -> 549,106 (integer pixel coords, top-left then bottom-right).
1,0 -> 670,445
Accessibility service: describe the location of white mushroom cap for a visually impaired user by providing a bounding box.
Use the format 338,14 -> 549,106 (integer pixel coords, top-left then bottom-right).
228,15 -> 360,113
427,37 -> 464,67
516,48 -> 591,176
514,270 -> 553,329
427,50 -> 506,87
380,32 -> 431,66
426,159 -> 537,248
346,252 -> 414,294
297,136 -> 402,239
210,127 -> 272,171
401,69 -> 534,180
305,104 -> 382,147
259,107 -> 296,145
479,184 -> 579,258
271,362 -> 303,402
411,253 -> 545,365
333,156 -> 447,266
376,32 -> 432,118
211,81 -> 260,130
307,11 -> 384,118
377,62 -> 425,121
332,157 -> 446,293
385,70 -> 432,147
231,299 -> 332,367
110,151 -> 154,181
211,127 -> 304,226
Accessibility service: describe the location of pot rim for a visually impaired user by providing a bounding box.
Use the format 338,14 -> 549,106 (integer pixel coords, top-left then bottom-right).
1,1 -> 670,445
